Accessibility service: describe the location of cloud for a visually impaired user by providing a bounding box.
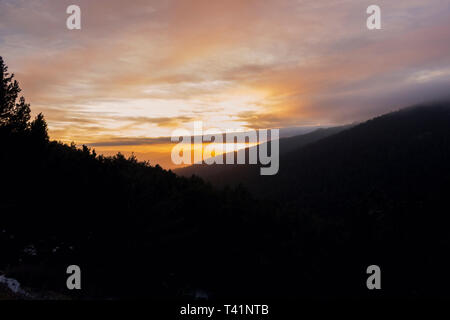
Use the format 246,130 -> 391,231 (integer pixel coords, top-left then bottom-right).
1,0 -> 450,166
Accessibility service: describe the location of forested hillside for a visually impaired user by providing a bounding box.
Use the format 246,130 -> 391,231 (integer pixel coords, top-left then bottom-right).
0,56 -> 276,298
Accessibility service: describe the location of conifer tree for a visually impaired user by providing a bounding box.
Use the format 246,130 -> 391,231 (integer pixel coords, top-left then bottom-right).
0,56 -> 31,131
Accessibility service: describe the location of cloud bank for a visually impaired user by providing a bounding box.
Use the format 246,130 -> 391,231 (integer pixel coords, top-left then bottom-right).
1,0 -> 449,165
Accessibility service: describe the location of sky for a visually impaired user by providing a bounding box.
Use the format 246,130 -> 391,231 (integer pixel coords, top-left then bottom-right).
1,0 -> 450,168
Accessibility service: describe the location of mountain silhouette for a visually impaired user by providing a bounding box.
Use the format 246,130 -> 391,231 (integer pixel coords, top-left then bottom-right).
176,125 -> 352,188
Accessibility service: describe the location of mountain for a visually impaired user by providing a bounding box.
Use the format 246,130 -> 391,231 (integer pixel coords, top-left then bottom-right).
3,101 -> 450,299
176,101 -> 450,298
176,125 -> 351,188
268,102 -> 450,297
264,102 -> 450,204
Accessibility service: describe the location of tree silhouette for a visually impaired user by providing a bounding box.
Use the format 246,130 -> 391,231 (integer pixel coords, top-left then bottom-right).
0,57 -> 31,132
30,112 -> 49,141
0,56 -> 48,136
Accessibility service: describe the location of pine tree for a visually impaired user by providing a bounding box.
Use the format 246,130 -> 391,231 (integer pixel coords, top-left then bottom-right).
30,112 -> 49,141
0,56 -> 31,132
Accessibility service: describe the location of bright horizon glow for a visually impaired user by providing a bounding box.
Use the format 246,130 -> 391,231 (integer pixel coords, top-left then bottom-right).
93,141 -> 261,169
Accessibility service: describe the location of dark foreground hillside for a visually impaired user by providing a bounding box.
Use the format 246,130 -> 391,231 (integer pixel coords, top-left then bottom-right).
1,128 -> 280,299
0,56 -> 275,298
2,55 -> 450,299
264,102 -> 450,297
178,101 -> 450,298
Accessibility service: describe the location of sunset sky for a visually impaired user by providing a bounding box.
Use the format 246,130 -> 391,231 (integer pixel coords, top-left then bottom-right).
1,0 -> 450,167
